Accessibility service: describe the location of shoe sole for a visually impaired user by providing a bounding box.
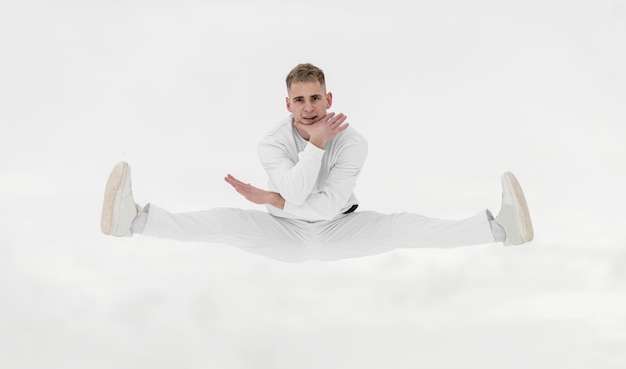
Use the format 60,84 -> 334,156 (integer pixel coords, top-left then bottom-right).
100,161 -> 129,235
502,171 -> 534,244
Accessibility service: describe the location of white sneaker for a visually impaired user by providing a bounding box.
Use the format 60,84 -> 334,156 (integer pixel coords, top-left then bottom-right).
496,171 -> 534,246
101,161 -> 140,237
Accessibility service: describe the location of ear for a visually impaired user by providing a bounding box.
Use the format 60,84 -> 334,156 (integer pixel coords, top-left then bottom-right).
286,96 -> 292,112
326,92 -> 333,109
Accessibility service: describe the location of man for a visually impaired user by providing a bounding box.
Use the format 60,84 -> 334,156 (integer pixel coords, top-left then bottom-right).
101,63 -> 534,262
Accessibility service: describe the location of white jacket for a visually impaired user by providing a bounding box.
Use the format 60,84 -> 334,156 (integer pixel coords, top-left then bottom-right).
258,115 -> 368,221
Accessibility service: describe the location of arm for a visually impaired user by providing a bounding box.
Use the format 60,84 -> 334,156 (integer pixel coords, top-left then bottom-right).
257,113 -> 350,205
226,139 -> 367,220
257,141 -> 324,205
281,140 -> 368,220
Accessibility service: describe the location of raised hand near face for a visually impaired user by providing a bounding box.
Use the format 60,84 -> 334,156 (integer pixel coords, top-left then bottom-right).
293,112 -> 349,149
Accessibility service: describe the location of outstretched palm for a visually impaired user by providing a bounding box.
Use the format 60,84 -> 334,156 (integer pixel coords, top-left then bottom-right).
224,174 -> 271,205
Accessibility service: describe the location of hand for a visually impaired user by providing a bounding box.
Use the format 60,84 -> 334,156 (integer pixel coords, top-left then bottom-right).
224,174 -> 285,209
293,112 -> 349,149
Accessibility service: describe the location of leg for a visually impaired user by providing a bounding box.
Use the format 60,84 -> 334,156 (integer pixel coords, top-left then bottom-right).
100,161 -> 314,262
311,210 -> 496,261
310,171 -> 535,260
137,204 -> 314,263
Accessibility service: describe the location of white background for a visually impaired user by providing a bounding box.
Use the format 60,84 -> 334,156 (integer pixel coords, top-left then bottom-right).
1,0 -> 625,368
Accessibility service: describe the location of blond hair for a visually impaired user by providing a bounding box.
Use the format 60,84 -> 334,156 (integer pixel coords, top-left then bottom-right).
285,63 -> 326,90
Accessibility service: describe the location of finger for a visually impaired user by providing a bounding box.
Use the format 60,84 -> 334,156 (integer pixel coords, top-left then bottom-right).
225,179 -> 238,190
330,113 -> 346,126
330,119 -> 348,131
225,175 -> 247,190
232,181 -> 247,191
225,175 -> 237,187
226,174 -> 245,186
235,180 -> 254,191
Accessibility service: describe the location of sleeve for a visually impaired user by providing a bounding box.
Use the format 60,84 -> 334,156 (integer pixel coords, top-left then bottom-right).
258,137 -> 326,205
282,140 -> 368,220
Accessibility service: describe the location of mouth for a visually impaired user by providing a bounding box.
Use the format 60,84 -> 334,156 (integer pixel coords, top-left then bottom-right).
301,116 -> 319,124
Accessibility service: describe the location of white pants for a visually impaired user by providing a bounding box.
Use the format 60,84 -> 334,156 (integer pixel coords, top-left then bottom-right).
135,205 -> 497,262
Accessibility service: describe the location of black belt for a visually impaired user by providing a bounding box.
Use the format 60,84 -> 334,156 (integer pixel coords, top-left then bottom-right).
342,204 -> 358,214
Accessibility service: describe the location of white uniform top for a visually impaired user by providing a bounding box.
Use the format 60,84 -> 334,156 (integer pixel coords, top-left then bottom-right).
258,115 -> 369,221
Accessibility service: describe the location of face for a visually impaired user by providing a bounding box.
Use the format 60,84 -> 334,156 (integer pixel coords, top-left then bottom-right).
286,81 -> 333,125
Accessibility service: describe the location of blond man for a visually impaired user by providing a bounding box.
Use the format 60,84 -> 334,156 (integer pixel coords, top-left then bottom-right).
101,63 -> 533,262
